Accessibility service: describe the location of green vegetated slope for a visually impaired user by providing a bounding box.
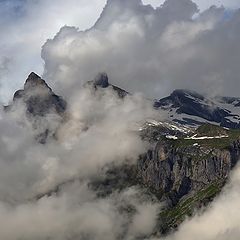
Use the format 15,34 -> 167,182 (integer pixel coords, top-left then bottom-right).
171,123 -> 240,149
158,180 -> 224,233
157,123 -> 240,234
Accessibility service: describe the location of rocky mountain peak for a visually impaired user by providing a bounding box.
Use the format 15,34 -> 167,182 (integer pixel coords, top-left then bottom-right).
170,89 -> 205,101
94,72 -> 109,88
154,87 -> 240,129
86,72 -> 128,98
24,72 -> 52,92
6,73 -> 67,143
27,72 -> 41,80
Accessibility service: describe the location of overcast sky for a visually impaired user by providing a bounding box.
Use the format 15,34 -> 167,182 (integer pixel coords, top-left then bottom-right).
0,0 -> 240,102
143,0 -> 240,9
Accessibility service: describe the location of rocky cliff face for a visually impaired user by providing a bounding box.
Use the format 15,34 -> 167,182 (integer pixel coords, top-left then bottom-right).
90,122 -> 240,234
135,124 -> 240,233
138,139 -> 240,204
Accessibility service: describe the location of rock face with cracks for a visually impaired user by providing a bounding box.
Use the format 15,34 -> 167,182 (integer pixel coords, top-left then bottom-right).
137,123 -> 240,233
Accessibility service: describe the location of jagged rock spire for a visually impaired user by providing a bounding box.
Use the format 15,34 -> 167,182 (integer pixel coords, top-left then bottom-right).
94,72 -> 109,88
28,72 -> 41,80
24,72 -> 52,92
7,72 -> 67,143
10,72 -> 66,116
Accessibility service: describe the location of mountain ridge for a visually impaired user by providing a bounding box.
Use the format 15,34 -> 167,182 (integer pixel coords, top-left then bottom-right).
7,72 -> 240,131
155,88 -> 240,129
4,72 -> 240,236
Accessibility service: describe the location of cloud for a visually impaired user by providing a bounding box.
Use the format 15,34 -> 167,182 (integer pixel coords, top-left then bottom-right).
1,0 -> 239,102
0,0 -> 106,103
143,0 -> 240,11
39,2 -> 240,238
0,182 -> 160,240
0,57 -> 11,81
0,77 -> 160,239
0,182 -> 122,240
42,0 -> 240,99
0,84 -> 157,200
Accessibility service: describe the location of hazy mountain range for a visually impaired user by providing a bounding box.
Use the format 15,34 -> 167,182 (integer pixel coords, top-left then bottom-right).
4,71 -> 240,237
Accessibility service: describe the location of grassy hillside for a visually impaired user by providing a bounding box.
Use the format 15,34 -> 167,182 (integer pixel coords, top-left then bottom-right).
158,180 -> 224,233
167,124 -> 240,150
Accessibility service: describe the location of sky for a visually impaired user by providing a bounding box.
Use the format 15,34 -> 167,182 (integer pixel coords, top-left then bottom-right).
143,0 -> 240,9
0,0 -> 240,103
0,1 -> 240,240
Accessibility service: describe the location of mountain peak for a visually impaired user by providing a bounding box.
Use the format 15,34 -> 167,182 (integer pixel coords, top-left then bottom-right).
7,72 -> 67,143
154,88 -> 240,129
24,72 -> 52,92
28,72 -> 41,80
94,72 -> 109,88
10,73 -> 66,116
171,89 -> 204,100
